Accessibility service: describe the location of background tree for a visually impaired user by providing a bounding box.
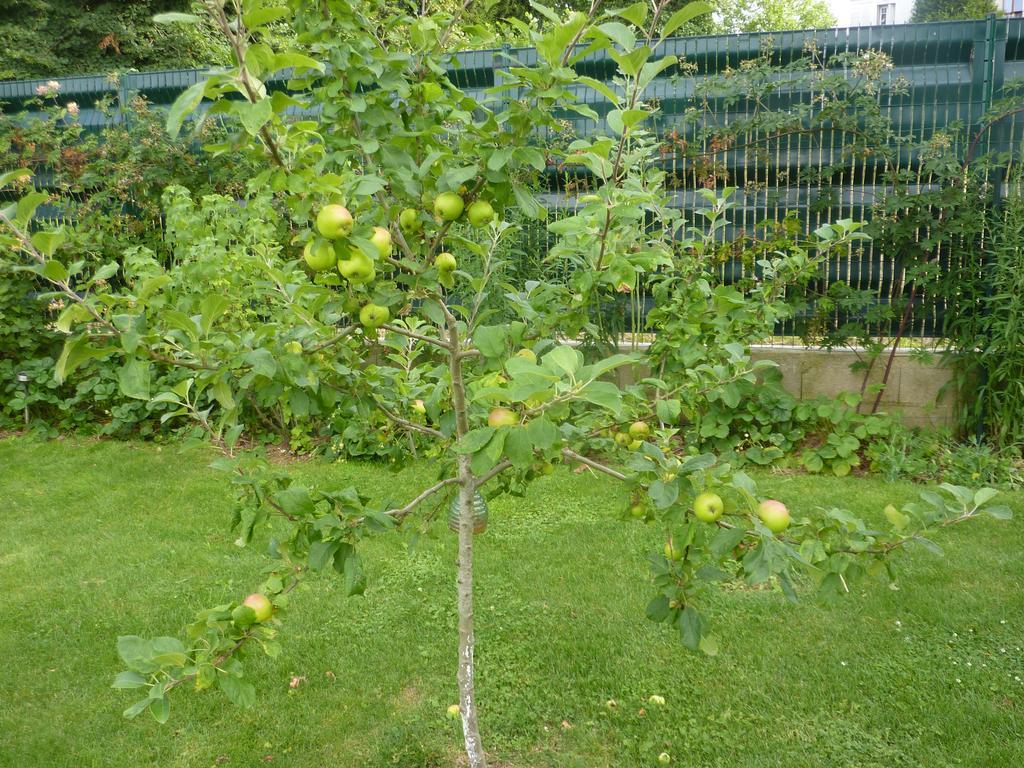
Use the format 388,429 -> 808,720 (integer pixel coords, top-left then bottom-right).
714,0 -> 835,33
911,0 -> 1000,22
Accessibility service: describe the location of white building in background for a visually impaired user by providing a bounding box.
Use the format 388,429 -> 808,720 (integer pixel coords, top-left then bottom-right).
826,0 -> 1022,26
826,0 -> 913,27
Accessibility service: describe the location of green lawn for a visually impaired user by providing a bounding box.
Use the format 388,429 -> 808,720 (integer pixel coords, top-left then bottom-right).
2,437 -> 1023,768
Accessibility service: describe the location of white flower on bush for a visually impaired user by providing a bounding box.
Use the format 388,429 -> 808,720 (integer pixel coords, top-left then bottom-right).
34,80 -> 62,97
66,102 -> 79,117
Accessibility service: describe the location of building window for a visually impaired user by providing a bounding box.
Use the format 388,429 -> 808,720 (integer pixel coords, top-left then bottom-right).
1006,0 -> 1023,17
877,3 -> 895,24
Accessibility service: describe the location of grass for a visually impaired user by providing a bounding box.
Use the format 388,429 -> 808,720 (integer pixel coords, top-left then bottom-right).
1,436 -> 1023,768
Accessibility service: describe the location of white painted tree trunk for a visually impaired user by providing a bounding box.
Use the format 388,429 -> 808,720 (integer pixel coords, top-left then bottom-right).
455,459 -> 486,768
447,313 -> 488,768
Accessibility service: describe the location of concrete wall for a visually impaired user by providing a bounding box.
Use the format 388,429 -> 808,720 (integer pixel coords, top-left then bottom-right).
612,343 -> 958,429
751,345 -> 957,429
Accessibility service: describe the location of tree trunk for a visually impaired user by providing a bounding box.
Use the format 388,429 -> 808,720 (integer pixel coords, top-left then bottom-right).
446,313 -> 488,768
455,459 -> 485,767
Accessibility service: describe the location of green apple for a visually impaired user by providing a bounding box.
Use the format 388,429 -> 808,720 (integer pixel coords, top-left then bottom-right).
434,191 -> 465,221
693,491 -> 724,523
648,694 -> 666,706
466,199 -> 495,228
316,204 -> 353,239
664,541 -> 683,561
370,226 -> 392,258
629,503 -> 646,519
628,439 -> 643,450
446,704 -> 461,720
359,302 -> 390,330
614,431 -> 631,447
284,341 -> 303,355
628,420 -> 650,439
303,240 -> 337,272
412,399 -> 426,415
338,249 -> 375,284
487,407 -> 517,428
435,252 -> 457,272
515,348 -> 536,363
399,207 -> 421,233
658,752 -> 671,765
757,499 -> 790,534
243,593 -> 273,622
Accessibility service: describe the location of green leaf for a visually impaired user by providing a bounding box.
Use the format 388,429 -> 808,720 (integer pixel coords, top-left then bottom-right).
166,80 -> 206,137
536,11 -> 588,65
595,21 -> 635,50
473,326 -> 508,359
308,540 -> 338,571
149,696 -> 170,724
342,549 -> 366,596
884,504 -> 910,531
503,427 -> 534,468
243,6 -> 290,28
609,45 -> 651,77
117,359 -> 152,400
470,429 -> 506,475
678,606 -> 704,651
660,2 -> 712,40
699,633 -> 719,656
244,348 -> 277,378
984,505 -> 1013,520
219,674 -> 256,707
31,230 -> 65,257
0,168 -> 32,188
512,185 -> 545,221
973,488 -> 999,507
645,595 -> 671,622
236,99 -> 273,136
55,337 -> 115,384
117,636 -> 156,674
708,526 -> 746,558
112,671 -> 148,689
123,698 -> 151,719
487,147 -> 515,171
274,485 -> 315,517
613,2 -> 648,27
456,427 -> 496,454
576,380 -> 622,414
271,51 -> 325,74
656,398 -> 681,424
525,415 -> 559,450
16,191 -> 49,224
151,637 -> 187,668
200,294 -> 231,336
578,76 -> 620,105
648,479 -> 679,509
40,259 -> 68,283
542,346 -> 583,378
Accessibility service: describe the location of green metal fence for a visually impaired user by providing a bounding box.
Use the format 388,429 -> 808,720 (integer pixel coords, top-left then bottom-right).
2,18 -> 1022,340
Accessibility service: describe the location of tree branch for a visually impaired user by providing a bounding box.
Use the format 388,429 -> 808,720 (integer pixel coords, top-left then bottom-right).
561,448 -> 628,481
385,476 -> 460,520
376,401 -> 445,439
381,324 -> 450,350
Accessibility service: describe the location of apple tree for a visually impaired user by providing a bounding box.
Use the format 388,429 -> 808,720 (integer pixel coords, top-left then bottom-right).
0,1 -> 1012,765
